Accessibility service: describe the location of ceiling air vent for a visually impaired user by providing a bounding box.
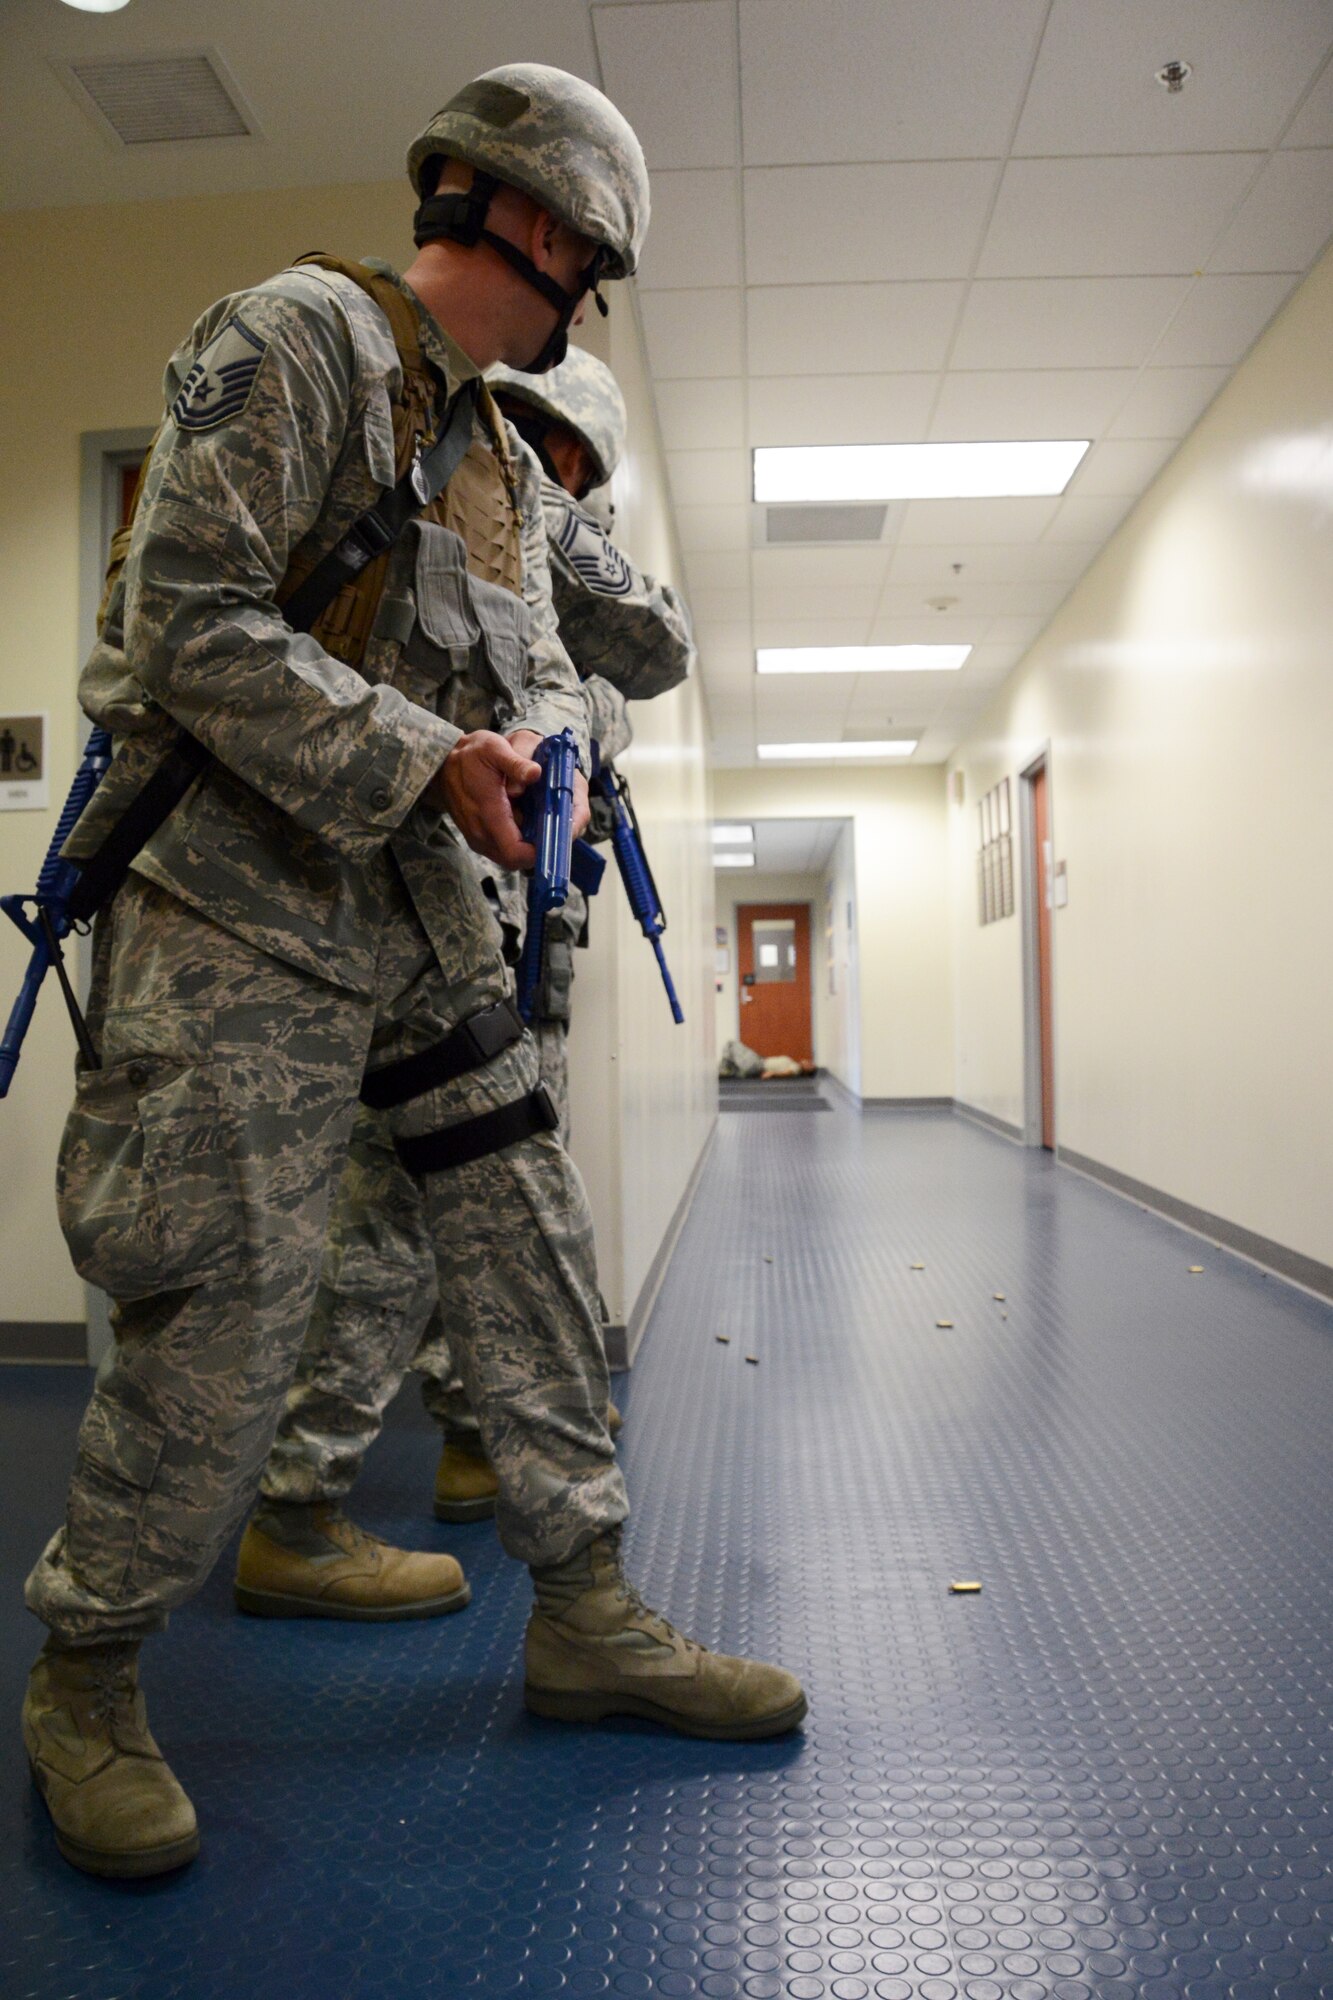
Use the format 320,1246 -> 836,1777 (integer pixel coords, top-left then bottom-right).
764,504 -> 888,545
61,50 -> 255,147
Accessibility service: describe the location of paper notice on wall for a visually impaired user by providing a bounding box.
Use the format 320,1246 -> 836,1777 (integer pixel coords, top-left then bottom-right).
0,714 -> 49,811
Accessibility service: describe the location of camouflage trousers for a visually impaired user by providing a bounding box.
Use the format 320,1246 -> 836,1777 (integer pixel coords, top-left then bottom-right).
261,928 -> 580,1501
26,865 -> 624,1648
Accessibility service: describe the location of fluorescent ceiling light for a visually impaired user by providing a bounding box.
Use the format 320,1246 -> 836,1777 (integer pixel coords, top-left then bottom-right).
715,852 -> 756,868
758,740 -> 917,761
712,823 -> 755,844
757,645 -> 970,675
754,441 -> 1089,503
61,0 -> 132,11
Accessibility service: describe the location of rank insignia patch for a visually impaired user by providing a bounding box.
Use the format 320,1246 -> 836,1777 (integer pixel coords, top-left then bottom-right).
170,316 -> 268,433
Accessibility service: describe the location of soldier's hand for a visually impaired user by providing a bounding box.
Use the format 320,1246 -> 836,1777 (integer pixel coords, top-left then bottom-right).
507,731 -> 591,842
427,731 -> 539,868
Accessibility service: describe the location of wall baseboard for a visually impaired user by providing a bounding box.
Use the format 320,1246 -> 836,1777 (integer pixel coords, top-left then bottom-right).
612,1116 -> 718,1371
0,1322 -> 87,1366
954,1100 -> 1025,1143
1057,1146 -> 1333,1306
862,1094 -> 954,1109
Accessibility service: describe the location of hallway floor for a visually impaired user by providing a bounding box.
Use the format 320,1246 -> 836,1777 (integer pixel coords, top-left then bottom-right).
3,1100 -> 1331,1999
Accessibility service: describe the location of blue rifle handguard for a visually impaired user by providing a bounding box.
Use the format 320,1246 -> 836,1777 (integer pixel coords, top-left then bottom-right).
515,728 -> 579,1025
1,726 -> 113,1097
597,763 -> 685,1025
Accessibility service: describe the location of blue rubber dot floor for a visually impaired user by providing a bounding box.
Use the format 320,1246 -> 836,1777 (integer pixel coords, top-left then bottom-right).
3,1099 -> 1331,1998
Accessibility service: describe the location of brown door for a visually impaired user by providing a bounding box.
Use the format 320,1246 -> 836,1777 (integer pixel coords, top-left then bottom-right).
1031,764 -> 1055,1149
736,903 -> 813,1063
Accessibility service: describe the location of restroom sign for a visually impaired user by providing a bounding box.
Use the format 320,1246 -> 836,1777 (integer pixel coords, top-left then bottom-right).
0,714 -> 49,811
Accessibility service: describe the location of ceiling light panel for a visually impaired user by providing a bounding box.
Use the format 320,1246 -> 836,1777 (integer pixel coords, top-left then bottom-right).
712,825 -> 755,845
754,441 -> 1089,503
715,853 -> 757,868
758,741 -> 918,760
757,647 -> 970,674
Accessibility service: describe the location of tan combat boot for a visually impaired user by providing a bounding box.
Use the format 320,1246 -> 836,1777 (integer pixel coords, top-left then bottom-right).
434,1404 -> 623,1524
433,1439 -> 501,1523
525,1532 -> 807,1741
234,1502 -> 469,1620
23,1641 -> 199,1878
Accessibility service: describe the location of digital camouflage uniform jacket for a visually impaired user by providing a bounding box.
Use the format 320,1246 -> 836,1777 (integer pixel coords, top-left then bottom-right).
67,263 -> 588,997
483,472 -> 695,956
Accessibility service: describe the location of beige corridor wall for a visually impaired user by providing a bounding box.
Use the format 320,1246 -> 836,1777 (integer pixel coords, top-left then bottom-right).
948,243 -> 1333,1272
712,767 -> 951,1101
0,180 -> 713,1333
564,291 -> 715,1335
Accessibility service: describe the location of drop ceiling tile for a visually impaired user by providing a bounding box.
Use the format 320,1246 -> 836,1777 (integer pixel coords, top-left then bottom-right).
1106,366 -> 1229,437
687,586 -> 752,629
964,642 -> 1030,675
889,541 -> 1101,584
674,503 -> 753,550
929,369 -> 1137,441
1283,55 -> 1333,147
1151,273 -> 1301,364
636,170 -> 744,289
951,277 -> 1190,369
753,617 -> 875,649
748,373 -> 937,446
1043,493 -> 1135,542
1209,150 -> 1333,269
898,497 -> 1060,543
743,161 -> 997,284
871,613 -> 996,645
751,587 -> 883,626
640,289 -> 745,378
984,616 -> 1048,648
654,377 -> 747,452
592,2 -> 738,167
751,546 -> 892,590
667,448 -> 751,506
978,153 -> 1260,278
1066,438 -> 1179,494
684,549 -> 753,592
747,282 -> 964,374
1013,0 -> 1333,155
737,0 -> 1048,164
878,579 -> 1071,617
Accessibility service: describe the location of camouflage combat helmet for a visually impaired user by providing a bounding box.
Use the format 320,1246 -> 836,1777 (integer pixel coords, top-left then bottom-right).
407,65 -> 650,372
488,347 -> 627,491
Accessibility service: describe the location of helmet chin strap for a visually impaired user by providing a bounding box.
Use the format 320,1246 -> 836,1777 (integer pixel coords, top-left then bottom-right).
414,172 -> 609,374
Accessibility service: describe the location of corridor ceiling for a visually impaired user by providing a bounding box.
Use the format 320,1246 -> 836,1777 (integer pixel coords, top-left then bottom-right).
5,0 -> 1332,766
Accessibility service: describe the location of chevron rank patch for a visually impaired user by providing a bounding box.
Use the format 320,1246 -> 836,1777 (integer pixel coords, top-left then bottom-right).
170,315 -> 268,433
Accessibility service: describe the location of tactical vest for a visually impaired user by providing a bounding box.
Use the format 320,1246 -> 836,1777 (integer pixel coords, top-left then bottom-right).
101,255 -> 524,665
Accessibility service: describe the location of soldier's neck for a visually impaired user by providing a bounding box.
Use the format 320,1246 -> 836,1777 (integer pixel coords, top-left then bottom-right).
402,241 -> 535,374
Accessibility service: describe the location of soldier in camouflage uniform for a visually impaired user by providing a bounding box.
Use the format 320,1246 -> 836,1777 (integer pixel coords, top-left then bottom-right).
22,66 -> 805,1883
242,348 -> 692,1569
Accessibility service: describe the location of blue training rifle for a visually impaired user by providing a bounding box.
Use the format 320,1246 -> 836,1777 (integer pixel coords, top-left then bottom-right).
516,728 -> 579,1025
592,760 -> 684,1026
1,726 -> 113,1097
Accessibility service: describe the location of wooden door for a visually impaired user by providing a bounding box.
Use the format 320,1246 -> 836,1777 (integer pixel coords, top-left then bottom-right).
736,903 -> 813,1063
1032,764 -> 1055,1149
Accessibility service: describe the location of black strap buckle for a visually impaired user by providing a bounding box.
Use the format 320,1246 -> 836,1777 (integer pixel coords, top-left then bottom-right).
359,997 -> 526,1111
457,997 -> 525,1067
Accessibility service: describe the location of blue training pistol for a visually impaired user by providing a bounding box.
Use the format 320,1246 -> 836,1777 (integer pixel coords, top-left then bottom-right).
594,760 -> 684,1026
1,726 -> 113,1097
515,728 -> 580,1025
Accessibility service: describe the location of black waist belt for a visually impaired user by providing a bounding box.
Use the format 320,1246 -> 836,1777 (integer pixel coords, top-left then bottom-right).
395,1084 -> 558,1176
359,998 -> 525,1110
